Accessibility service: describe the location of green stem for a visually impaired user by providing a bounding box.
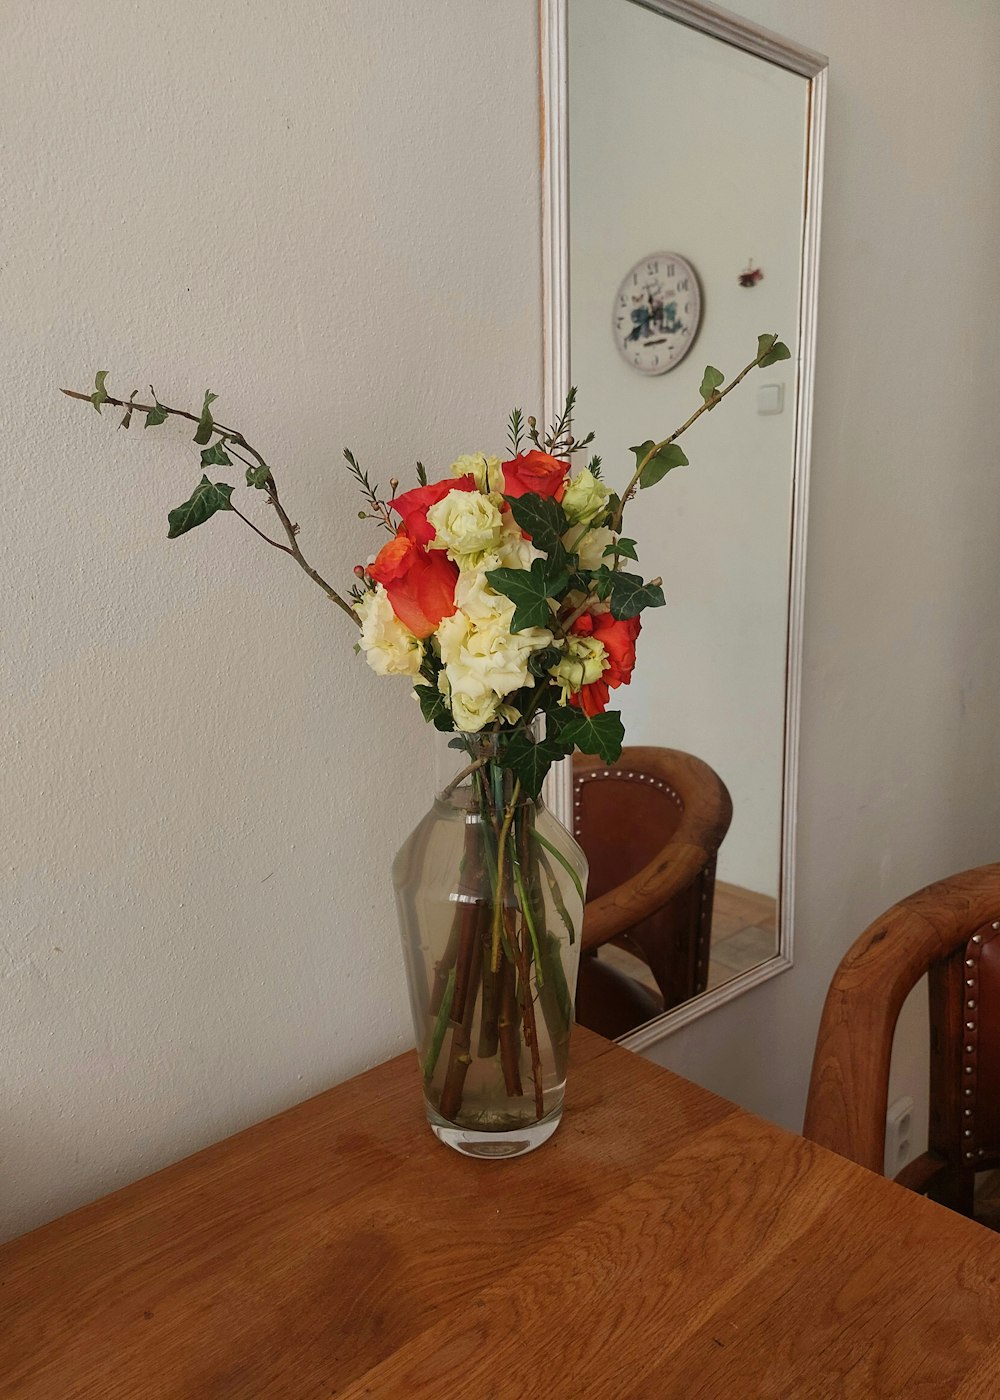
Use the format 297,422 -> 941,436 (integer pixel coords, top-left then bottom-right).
610,336 -> 780,535
537,848 -> 576,944
511,848 -> 544,987
60,386 -> 360,627
422,966 -> 455,1081
531,828 -> 586,909
489,780 -> 521,972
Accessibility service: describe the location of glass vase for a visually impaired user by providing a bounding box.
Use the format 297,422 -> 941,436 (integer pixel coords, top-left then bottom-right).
392,756 -> 588,1158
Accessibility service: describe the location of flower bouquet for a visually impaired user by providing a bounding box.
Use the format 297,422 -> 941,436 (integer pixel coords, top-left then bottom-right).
64,333 -> 788,1157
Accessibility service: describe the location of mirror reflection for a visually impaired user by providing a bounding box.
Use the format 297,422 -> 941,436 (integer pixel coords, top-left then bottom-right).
565,0 -> 817,1038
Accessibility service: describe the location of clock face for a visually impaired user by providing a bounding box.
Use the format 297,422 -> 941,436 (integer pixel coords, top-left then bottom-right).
613,252 -> 701,375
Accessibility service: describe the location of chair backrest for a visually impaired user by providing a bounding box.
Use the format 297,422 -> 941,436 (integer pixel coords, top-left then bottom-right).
804,863 -> 1000,1177
573,747 -> 733,953
572,747 -> 732,1020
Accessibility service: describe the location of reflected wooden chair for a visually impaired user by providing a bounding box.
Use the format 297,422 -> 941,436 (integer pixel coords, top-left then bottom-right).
572,747 -> 733,1040
804,862 -> 1000,1220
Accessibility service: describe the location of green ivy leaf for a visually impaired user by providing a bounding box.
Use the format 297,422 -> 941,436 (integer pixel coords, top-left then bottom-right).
486,558 -> 566,633
500,729 -> 572,800
414,683 -> 454,732
700,365 -> 725,403
549,706 -> 625,764
144,393 -> 168,429
90,370 -> 110,414
118,390 -> 138,430
245,463 -> 271,489
588,564 -> 616,600
603,537 -> 638,562
200,441 -> 232,468
607,571 -> 665,620
760,340 -> 791,367
419,650 -> 442,686
506,493 -> 570,561
757,334 -> 791,367
166,475 -> 234,538
630,439 -> 689,489
193,389 -> 219,446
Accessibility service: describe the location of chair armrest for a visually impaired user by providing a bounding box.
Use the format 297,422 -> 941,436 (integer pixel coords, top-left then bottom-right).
576,746 -> 733,953
582,839 -> 711,950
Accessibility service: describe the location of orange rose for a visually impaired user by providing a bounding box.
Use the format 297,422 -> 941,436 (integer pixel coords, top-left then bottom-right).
573,678 -> 610,717
501,450 -> 570,502
367,530 -> 459,639
569,612 -> 641,715
390,475 -> 477,547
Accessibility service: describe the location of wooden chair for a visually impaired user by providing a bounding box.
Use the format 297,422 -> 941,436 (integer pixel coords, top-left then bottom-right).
572,747 -> 733,1039
804,862 -> 1000,1218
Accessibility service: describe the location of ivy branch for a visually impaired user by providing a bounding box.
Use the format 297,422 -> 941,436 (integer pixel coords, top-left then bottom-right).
610,332 -> 790,534
61,382 -> 360,627
555,332 -> 790,631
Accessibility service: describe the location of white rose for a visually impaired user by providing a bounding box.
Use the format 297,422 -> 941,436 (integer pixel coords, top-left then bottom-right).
355,586 -> 423,677
481,509 -> 545,572
441,669 -> 503,733
550,634 -> 608,703
426,488 -> 504,565
571,526 -> 616,571
462,614 -> 551,697
453,568 -> 513,624
439,569 -> 553,700
450,453 -> 504,494
562,468 -> 610,526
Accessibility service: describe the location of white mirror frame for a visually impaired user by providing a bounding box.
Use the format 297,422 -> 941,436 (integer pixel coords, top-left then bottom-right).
540,0 -> 827,1049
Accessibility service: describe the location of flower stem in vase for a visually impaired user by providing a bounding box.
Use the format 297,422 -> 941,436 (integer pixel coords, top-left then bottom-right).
508,905 -> 545,1121
477,910 -> 501,1058
438,918 -> 484,1121
497,952 -> 524,1098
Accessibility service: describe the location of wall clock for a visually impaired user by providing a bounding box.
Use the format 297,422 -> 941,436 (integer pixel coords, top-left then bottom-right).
613,252 -> 701,375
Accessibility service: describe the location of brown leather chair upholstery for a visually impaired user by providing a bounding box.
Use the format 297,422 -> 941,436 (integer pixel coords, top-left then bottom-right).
804,863 -> 1000,1219
572,747 -> 733,1039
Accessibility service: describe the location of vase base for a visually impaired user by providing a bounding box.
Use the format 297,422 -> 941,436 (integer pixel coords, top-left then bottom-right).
428,1105 -> 563,1159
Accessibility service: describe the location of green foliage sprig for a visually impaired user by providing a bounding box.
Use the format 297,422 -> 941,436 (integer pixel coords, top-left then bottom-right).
61,377 -> 360,626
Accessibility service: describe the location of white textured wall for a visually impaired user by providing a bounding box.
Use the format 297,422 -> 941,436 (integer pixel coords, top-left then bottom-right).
644,0 -> 1000,1144
1,0 -> 542,1241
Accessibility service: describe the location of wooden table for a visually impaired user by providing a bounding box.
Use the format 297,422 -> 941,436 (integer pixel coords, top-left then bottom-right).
4,1028 -> 1000,1398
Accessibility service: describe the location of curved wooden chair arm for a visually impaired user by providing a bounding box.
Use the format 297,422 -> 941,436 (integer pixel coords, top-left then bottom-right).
577,747 -> 733,953
803,862 -> 1000,1174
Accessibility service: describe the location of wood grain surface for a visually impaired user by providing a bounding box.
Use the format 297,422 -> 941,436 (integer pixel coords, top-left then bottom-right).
3,1028 -> 1000,1398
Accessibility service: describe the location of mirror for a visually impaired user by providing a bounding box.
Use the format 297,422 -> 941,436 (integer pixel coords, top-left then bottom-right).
541,0 -> 826,1046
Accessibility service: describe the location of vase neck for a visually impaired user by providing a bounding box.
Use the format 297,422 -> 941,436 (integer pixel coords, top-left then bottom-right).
440,731 -> 545,815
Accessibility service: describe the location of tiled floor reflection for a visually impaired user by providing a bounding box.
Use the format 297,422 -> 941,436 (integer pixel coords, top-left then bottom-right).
706,882 -> 777,990
598,880 -> 778,1012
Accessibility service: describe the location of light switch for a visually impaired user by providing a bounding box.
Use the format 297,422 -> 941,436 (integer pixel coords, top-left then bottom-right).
757,382 -> 784,415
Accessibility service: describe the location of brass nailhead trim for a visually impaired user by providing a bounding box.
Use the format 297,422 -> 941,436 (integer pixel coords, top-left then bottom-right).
573,768 -> 684,819
959,922 -> 1000,1162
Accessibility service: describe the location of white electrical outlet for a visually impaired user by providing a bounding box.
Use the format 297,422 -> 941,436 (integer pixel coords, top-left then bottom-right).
885,1095 -> 914,1175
